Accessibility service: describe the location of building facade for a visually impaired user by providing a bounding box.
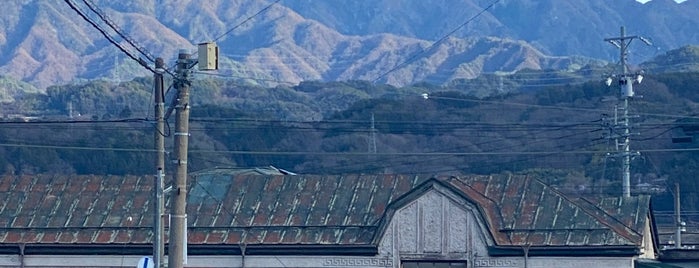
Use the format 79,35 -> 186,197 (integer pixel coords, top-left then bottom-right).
0,171 -> 657,267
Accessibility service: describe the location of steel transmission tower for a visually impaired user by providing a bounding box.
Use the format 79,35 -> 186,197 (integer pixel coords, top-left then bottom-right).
604,26 -> 651,197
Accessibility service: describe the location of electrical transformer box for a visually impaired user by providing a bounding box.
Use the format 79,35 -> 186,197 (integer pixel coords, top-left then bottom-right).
198,42 -> 218,70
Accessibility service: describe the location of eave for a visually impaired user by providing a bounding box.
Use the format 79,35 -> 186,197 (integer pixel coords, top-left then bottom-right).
0,243 -> 378,256
488,245 -> 641,257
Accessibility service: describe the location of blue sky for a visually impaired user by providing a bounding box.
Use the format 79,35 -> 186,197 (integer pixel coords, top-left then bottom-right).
637,0 -> 687,3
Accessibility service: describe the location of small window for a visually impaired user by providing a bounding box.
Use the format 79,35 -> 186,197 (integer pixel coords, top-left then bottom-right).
401,261 -> 467,268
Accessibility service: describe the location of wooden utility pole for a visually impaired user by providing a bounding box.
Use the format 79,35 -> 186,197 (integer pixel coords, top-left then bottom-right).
168,50 -> 193,268
153,57 -> 166,268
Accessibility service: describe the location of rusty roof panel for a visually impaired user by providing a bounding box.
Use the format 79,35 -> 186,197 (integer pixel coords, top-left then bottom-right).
14,175 -> 33,192
547,230 -> 569,245
388,175 -> 421,204
189,230 -> 207,244
511,179 -> 540,229
526,232 -> 547,245
326,175 -> 359,225
0,172 -> 650,248
212,176 -> 240,227
306,176 -> 335,225
532,191 -> 558,229
268,178 -> 296,226
280,228 -> 300,243
567,229 -> 589,245
347,176 -> 377,225
205,230 -> 227,244
551,201 -> 577,229
41,232 -> 58,243
368,175 -> 398,223
572,197 -> 642,243
254,177 -> 284,225
588,229 -> 613,245
224,229 -> 244,244
453,174 -> 647,247
0,176 -> 12,192
262,229 -> 282,243
296,228 -> 318,244
58,231 -> 76,243
4,231 -> 20,243
591,196 -> 650,234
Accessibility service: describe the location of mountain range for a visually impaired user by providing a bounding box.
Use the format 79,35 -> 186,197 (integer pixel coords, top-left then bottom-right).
0,0 -> 697,91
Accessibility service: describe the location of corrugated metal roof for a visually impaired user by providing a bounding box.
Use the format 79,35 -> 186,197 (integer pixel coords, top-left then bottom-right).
446,175 -> 645,246
0,172 -> 650,248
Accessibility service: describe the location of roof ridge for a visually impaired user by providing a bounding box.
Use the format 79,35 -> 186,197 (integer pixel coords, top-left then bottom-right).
444,176 -> 510,244
528,177 -> 642,244
450,175 -> 501,205
576,196 -> 645,238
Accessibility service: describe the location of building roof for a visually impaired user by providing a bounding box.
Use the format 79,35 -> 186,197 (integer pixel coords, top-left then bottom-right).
0,171 -> 652,253
448,175 -> 650,247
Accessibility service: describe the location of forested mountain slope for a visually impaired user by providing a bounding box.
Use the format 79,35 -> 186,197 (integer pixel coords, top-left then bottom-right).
1,0 -> 697,91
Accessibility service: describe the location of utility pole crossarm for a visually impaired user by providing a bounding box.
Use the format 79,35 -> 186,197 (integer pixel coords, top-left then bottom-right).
604,35 -> 640,41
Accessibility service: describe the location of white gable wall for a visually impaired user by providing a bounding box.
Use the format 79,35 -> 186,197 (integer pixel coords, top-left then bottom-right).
388,188 -> 491,257
377,187 -> 497,266
377,186 -> 638,268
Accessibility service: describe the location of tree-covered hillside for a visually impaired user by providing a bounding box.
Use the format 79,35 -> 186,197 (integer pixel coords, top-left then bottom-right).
1,45 -> 698,215
1,66 -> 699,214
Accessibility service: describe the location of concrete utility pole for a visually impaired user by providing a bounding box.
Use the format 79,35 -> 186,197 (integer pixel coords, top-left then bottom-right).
369,113 -> 377,154
675,182 -> 683,248
153,57 -> 166,268
604,26 -> 651,197
168,50 -> 194,268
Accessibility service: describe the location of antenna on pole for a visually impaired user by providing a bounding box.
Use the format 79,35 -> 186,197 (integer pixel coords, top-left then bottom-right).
603,26 -> 651,197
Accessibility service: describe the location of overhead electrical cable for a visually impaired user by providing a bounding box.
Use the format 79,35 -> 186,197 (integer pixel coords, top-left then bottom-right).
305,123 -> 605,174
63,0 -> 156,73
2,140 -> 697,156
82,0 -> 156,63
213,0 -> 283,42
372,0 -> 502,84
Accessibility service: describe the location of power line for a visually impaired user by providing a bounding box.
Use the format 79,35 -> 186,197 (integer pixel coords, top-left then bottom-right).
63,0 -> 156,73
0,114 -> 688,133
0,118 -> 149,125
301,124 -> 606,174
81,0 -> 156,63
0,142 -> 696,156
213,0 -> 283,42
0,143 -> 156,153
372,0 -> 501,84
